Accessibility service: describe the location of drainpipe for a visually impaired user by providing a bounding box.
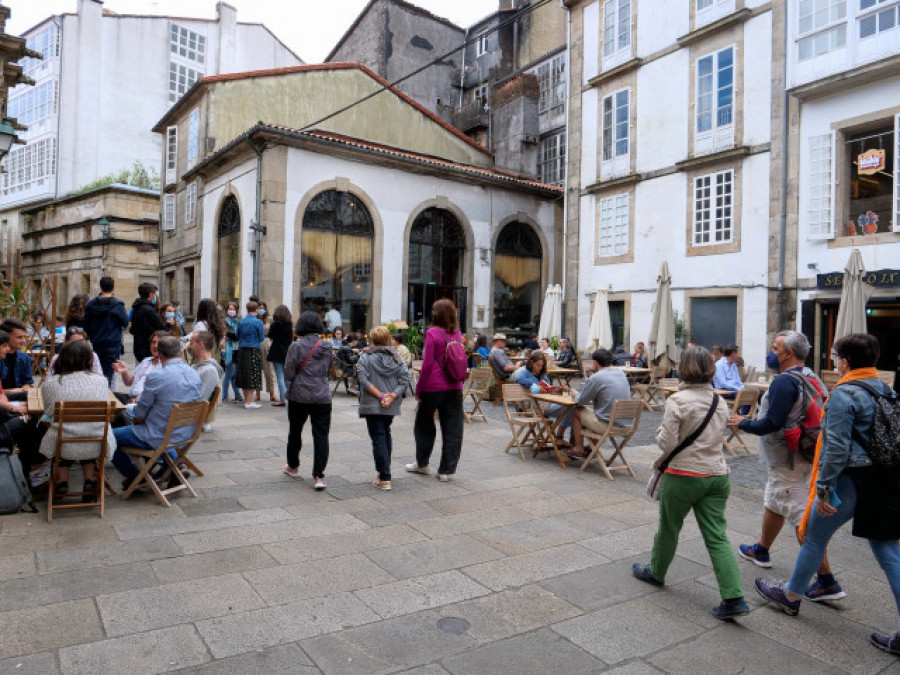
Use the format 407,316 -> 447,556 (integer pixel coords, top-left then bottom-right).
561,5 -> 571,318
775,0 -> 789,332
459,27 -> 468,109
247,137 -> 265,298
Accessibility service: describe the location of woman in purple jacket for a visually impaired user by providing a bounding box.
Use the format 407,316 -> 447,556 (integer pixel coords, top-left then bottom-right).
406,299 -> 466,482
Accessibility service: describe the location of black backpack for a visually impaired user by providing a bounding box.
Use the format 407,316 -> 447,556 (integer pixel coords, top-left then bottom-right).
842,380 -> 900,468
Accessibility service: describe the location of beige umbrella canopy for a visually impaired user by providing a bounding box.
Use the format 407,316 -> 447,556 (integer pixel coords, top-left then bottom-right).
537,284 -> 562,340
585,288 -> 612,352
833,248 -> 873,342
648,261 -> 677,369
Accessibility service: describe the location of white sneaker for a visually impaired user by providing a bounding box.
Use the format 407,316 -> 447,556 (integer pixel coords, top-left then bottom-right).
436,473 -> 451,482
405,463 -> 431,475
244,402 -> 262,409
314,477 -> 327,490
202,422 -> 212,433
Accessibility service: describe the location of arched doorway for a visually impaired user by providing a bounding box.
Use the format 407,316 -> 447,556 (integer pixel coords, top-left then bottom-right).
493,221 -> 542,343
216,195 -> 241,305
300,190 -> 374,333
407,207 -> 467,332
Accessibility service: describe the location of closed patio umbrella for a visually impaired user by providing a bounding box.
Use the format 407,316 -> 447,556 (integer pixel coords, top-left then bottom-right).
537,284 -> 562,340
585,288 -> 612,352
833,248 -> 873,342
648,261 -> 677,370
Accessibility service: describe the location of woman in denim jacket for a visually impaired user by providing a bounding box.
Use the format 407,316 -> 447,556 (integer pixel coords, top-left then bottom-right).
755,333 -> 900,656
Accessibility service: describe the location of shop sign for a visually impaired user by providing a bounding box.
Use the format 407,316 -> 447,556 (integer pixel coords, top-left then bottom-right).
858,149 -> 886,175
817,268 -> 900,289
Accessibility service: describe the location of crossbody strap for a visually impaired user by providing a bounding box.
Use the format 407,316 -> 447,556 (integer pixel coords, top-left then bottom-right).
295,339 -> 323,377
659,393 -> 719,472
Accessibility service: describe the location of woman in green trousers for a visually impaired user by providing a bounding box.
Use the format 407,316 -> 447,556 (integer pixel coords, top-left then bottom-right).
632,345 -> 749,619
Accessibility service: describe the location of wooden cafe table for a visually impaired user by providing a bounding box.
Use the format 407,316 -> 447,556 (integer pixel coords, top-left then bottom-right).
28,388 -> 126,416
546,367 -> 579,388
529,391 -> 578,469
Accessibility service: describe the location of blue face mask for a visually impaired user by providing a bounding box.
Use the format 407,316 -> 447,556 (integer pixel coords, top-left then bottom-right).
165,312 -> 175,319
257,309 -> 266,317
765,351 -> 781,372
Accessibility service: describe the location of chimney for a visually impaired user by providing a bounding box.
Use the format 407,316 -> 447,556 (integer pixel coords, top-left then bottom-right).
216,2 -> 237,74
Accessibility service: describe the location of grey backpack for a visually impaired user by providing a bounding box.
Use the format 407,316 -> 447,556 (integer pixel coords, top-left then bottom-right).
0,447 -> 37,515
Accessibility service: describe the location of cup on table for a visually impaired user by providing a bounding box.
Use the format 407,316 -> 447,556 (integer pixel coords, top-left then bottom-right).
757,376 -> 766,384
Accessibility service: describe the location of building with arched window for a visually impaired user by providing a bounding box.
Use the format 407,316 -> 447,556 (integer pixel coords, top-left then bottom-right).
154,63 -> 561,338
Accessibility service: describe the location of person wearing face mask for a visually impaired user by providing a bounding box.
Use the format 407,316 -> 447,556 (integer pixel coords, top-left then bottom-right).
130,282 -> 166,361
726,331 -> 844,602
159,303 -> 183,338
222,302 -> 242,402
256,301 -> 280,404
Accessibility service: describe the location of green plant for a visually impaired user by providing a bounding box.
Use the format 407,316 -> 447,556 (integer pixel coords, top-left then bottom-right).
0,281 -> 31,321
405,325 -> 423,357
673,309 -> 690,349
549,337 -> 560,350
69,160 -> 161,195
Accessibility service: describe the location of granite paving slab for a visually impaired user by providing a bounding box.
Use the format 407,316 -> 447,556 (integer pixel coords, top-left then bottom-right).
149,544 -> 279,582
34,536 -> 181,575
113,507 -> 293,540
0,551 -> 35,581
408,505 -> 535,539
469,516 -> 597,556
172,643 -> 318,674
364,534 -> 505,579
354,570 -> 492,619
0,651 -> 60,675
261,523 -> 427,565
0,598 -> 103,660
462,542 -> 606,591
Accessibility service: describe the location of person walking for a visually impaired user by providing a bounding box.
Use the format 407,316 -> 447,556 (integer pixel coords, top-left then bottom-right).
266,305 -> 293,407
357,325 -> 409,491
222,302 -> 241,402
236,300 -> 265,409
754,333 -> 900,655
632,346 -> 749,619
83,277 -> 128,386
406,298 -> 466,482
256,302 -> 280,403
283,311 -> 332,489
130,282 -> 165,361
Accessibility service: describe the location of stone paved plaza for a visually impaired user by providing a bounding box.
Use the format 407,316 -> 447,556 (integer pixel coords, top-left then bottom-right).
2,390 -> 900,674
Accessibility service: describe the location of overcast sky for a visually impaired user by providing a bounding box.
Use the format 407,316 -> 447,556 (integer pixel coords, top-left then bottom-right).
5,0 -> 495,63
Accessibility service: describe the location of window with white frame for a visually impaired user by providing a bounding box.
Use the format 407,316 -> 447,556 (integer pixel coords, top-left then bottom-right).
20,24 -> 59,79
473,83 -> 488,105
696,0 -> 736,24
602,0 -> 631,59
168,62 -> 202,103
163,194 -> 176,231
540,132 -> 566,186
185,182 -> 197,224
598,193 -> 630,257
537,55 -> 566,114
1,137 -> 57,195
7,81 -> 57,126
165,126 -> 177,184
170,23 -> 206,64
797,0 -> 847,60
475,32 -> 488,57
858,0 -> 900,38
601,88 -> 630,175
807,133 -> 835,238
188,109 -> 199,169
693,170 -> 734,245
696,47 -> 734,153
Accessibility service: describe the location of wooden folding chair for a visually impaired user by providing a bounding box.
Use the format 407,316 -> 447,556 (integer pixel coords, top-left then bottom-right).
332,353 -> 358,395
472,352 -> 484,368
819,369 -> 839,392
742,365 -> 757,384
501,383 -> 542,460
631,364 -> 668,411
580,399 -> 644,479
177,384 -> 219,479
119,401 -> 208,507
581,359 -> 597,379
723,388 -> 760,456
47,400 -> 117,523
657,377 -> 680,403
463,368 -> 491,423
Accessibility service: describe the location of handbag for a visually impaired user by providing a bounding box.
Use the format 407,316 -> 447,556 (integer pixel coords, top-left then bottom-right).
646,393 -> 720,500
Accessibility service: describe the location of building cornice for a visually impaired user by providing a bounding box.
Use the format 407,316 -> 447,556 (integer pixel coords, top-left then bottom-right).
676,8 -> 752,47
789,54 -> 900,101
585,58 -> 644,89
583,172 -> 642,194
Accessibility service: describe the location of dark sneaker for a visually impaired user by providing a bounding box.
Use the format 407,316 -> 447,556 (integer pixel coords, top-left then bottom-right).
738,542 -> 773,568
754,578 -> 801,616
631,563 -> 663,587
81,480 -> 97,504
712,598 -> 750,620
804,578 -> 847,602
871,631 -> 900,656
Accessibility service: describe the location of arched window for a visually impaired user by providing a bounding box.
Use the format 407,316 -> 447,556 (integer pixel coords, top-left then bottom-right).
216,195 -> 241,304
493,221 -> 542,338
300,190 -> 374,332
407,207 -> 467,331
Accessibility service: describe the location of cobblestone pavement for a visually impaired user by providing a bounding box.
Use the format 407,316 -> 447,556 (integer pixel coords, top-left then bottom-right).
1,385 -> 898,674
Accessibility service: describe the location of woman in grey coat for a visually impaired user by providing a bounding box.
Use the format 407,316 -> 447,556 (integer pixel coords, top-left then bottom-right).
356,325 -> 409,491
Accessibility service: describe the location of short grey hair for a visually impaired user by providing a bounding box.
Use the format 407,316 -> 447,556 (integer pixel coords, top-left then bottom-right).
156,336 -> 182,359
777,330 -> 810,360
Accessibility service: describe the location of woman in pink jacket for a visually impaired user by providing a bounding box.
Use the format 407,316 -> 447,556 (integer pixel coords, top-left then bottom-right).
406,299 -> 465,482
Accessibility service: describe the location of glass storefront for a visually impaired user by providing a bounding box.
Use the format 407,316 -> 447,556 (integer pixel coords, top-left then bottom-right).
300,190 -> 374,333
493,222 -> 542,344
215,195 -> 241,305
407,207 -> 467,331
845,126 -> 895,235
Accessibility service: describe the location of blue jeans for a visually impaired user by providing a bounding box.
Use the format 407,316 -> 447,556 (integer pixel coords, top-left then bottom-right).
365,415 -> 394,481
223,361 -> 239,399
112,426 -> 155,480
273,362 -> 287,401
786,472 -> 900,616
95,343 -> 122,387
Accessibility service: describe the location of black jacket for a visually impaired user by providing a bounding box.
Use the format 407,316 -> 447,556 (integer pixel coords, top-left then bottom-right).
266,321 -> 293,364
130,298 -> 165,360
83,295 -> 128,348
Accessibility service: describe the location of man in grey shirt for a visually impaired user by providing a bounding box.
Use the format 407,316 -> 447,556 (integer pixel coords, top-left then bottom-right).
570,348 -> 631,458
489,333 -> 523,382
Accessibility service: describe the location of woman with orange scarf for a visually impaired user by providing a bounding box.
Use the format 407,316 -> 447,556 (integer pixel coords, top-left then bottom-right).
755,333 -> 900,656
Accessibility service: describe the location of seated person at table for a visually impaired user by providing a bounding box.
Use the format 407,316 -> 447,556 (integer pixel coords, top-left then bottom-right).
27,312 -> 51,346
539,338 -> 555,360
523,334 -> 540,351
713,344 -> 744,395
474,334 -> 490,362
515,351 -> 571,445
111,336 -> 202,489
38,341 -> 116,502
0,318 -> 34,400
47,327 -> 103,377
329,327 -> 345,349
111,330 -> 167,404
0,329 -> 38,469
391,333 -> 413,367
612,345 -> 631,366
489,333 -> 524,382
556,337 -> 576,368
570,348 -> 632,458
188,330 -> 223,433
631,342 -> 648,368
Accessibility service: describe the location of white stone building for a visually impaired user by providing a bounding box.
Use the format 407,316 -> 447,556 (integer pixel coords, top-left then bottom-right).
787,0 -> 900,375
564,0 -> 775,367
0,0 -> 300,282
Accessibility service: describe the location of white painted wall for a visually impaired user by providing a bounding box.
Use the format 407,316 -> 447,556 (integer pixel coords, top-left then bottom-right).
582,1 -> 600,84
634,51 -> 690,173
636,0 -> 687,58
742,13 -> 773,146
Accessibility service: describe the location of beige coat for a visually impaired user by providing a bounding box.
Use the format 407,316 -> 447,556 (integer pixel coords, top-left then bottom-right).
654,383 -> 730,476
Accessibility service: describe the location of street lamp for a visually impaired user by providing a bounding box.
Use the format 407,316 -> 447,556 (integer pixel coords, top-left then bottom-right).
98,217 -> 110,238
0,119 -> 18,159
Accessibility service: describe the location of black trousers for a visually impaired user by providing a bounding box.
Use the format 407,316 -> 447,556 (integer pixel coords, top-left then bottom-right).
286,401 -> 331,478
414,389 -> 463,475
